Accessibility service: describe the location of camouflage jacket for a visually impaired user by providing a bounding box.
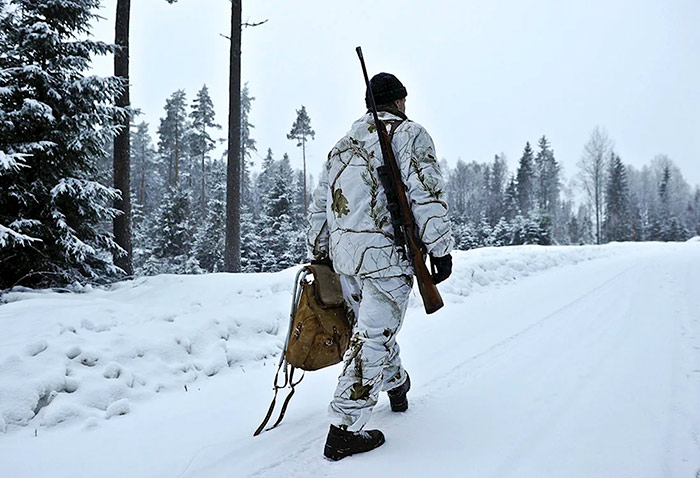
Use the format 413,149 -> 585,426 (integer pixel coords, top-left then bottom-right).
307,111 -> 453,278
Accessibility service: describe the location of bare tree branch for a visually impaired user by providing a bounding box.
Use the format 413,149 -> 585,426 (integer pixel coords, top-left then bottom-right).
243,19 -> 268,28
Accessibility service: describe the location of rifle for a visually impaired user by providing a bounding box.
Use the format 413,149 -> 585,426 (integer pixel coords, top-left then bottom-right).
355,46 -> 444,315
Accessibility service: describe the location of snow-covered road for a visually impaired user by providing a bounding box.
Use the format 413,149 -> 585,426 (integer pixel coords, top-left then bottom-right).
2,242 -> 699,477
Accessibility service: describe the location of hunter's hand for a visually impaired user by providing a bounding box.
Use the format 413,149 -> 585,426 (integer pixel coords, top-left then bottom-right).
430,254 -> 452,284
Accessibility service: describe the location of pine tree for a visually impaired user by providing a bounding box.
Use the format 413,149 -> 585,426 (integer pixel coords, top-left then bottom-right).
113,0 -> 133,276
516,142 -> 536,216
240,83 -> 257,207
158,90 -> 189,188
287,105 -> 315,216
0,0 -> 126,288
131,122 -> 158,211
190,85 -> 221,217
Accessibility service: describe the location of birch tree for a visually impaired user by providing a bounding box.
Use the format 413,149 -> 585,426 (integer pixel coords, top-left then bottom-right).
578,127 -> 612,244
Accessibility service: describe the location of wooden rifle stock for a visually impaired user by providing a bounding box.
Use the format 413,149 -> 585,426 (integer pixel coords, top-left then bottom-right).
356,46 -> 444,314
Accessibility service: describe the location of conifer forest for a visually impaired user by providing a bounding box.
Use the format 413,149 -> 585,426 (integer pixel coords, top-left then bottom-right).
1,0 -> 699,291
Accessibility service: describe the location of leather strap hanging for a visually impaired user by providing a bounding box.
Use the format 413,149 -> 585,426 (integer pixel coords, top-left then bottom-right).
253,362 -> 304,436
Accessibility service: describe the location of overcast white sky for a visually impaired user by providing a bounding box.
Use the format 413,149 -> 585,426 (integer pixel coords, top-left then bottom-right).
90,0 -> 700,188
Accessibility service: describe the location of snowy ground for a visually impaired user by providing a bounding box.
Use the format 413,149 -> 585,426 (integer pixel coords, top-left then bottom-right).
1,241 -> 699,477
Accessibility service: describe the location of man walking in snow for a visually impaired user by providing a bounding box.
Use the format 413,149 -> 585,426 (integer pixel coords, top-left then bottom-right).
307,72 -> 454,460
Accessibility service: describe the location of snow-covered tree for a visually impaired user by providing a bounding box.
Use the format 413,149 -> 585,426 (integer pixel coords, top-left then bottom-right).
131,122 -> 158,211
578,127 -> 612,244
603,153 -> 632,242
190,84 -> 221,217
193,158 -> 226,272
516,142 -> 536,216
240,83 -> 257,207
0,0 -> 126,288
486,154 -> 508,226
151,187 -> 196,273
534,136 -> 560,217
158,90 -> 189,188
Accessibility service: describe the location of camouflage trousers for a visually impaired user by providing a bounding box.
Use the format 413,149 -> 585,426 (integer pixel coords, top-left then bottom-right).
329,274 -> 413,431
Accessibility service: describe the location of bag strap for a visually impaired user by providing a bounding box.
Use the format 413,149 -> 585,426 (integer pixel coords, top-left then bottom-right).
253,362 -> 304,436
269,366 -> 304,429
254,267 -> 309,437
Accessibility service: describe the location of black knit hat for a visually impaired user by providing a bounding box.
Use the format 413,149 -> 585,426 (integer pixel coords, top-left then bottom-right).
365,72 -> 407,108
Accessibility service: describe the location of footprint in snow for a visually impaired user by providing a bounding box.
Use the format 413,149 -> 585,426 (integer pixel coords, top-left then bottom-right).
103,362 -> 122,379
25,340 -> 48,357
105,399 -> 130,419
79,352 -> 99,367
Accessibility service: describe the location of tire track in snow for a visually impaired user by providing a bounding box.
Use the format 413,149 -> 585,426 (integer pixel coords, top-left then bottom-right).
420,263 -> 640,396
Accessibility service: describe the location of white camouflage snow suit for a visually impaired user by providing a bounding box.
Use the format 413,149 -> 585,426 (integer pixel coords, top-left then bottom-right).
307,110 -> 453,431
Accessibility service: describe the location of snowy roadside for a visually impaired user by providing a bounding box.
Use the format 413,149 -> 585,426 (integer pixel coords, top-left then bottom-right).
0,242 -> 659,434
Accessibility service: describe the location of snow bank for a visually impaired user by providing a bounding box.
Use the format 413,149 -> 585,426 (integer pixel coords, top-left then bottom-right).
435,242 -> 649,305
0,243 -> 653,433
0,270 -> 298,433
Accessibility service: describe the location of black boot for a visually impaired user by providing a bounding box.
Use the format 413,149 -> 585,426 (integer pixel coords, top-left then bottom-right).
387,373 -> 410,412
323,425 -> 385,461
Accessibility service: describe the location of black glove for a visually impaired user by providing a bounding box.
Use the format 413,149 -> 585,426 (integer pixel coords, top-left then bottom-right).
430,253 -> 452,284
311,255 -> 334,271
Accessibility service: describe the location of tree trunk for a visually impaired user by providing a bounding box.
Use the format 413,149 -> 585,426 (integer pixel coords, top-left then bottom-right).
201,150 -> 206,218
174,119 -> 179,186
140,140 -> 146,206
241,140 -> 245,206
113,0 -> 133,276
224,0 -> 242,272
302,138 -> 307,217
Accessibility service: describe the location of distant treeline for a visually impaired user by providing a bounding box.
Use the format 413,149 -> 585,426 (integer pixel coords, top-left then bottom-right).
1,0 -> 698,290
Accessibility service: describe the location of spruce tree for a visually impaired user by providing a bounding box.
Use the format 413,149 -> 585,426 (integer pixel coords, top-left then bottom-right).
603,153 -> 632,242
503,176 -> 520,222
534,136 -> 560,216
193,159 -> 226,272
152,186 -> 194,272
516,142 -> 536,216
0,0 -> 126,288
486,154 -> 507,226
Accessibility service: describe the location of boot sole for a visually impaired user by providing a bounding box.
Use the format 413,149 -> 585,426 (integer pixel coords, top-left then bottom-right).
323,434 -> 386,461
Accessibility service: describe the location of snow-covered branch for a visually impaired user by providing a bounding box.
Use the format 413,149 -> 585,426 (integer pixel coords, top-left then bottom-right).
0,224 -> 41,248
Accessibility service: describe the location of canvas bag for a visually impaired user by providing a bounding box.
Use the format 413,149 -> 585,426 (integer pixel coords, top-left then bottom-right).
285,263 -> 351,370
254,264 -> 351,436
